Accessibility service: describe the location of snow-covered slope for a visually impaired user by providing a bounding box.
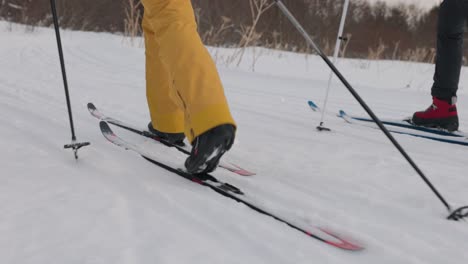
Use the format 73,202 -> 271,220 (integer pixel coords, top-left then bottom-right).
1,22 -> 467,263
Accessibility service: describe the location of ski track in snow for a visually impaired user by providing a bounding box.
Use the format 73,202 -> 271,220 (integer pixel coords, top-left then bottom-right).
1,22 -> 468,264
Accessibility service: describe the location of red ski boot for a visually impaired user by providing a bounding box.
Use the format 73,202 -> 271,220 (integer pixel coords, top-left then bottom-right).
412,97 -> 459,132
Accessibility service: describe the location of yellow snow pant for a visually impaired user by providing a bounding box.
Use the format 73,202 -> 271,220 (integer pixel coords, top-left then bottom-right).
142,0 -> 236,143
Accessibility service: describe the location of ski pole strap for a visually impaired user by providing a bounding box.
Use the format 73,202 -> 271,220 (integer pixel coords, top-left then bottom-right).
447,206 -> 468,221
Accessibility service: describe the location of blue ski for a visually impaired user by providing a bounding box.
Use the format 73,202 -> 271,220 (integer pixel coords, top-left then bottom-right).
338,110 -> 468,146
307,100 -> 468,146
339,110 -> 466,138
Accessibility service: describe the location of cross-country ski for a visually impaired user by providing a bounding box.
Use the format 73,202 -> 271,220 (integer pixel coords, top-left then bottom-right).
3,1 -> 468,263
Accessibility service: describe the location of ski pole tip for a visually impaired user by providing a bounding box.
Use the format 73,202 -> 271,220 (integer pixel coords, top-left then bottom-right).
64,141 -> 91,159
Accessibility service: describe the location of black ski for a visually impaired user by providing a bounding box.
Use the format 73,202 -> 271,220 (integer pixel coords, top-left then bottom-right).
87,103 -> 255,176
98,121 -> 364,251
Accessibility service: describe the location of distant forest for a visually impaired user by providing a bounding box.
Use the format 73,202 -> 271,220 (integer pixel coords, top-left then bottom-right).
1,0 -> 463,63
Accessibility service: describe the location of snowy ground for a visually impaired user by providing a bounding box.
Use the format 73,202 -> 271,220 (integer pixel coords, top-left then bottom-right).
1,22 -> 467,264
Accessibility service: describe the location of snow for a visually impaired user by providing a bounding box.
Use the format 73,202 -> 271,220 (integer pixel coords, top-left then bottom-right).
1,22 -> 468,263
366,0 -> 440,10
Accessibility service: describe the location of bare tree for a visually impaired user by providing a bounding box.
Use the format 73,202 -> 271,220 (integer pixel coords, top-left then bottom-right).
123,0 -> 142,44
2,0 -> 459,64
232,0 -> 275,66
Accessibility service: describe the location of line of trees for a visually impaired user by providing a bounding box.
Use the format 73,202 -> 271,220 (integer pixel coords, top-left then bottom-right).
1,0 -> 462,63
193,0 -> 441,62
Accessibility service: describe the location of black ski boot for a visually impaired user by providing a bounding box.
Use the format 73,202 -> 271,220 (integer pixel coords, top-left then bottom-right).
185,124 -> 235,174
148,122 -> 186,146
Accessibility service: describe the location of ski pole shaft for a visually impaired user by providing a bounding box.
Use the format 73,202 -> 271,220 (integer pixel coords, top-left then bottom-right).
274,0 -> 453,212
333,0 -> 350,60
319,0 -> 350,126
50,0 -> 90,159
50,0 -> 76,141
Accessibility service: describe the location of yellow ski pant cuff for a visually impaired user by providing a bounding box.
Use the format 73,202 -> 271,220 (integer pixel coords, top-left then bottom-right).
187,104 -> 236,143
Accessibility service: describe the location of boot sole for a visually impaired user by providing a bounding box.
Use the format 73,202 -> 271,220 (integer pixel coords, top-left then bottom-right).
412,116 -> 459,132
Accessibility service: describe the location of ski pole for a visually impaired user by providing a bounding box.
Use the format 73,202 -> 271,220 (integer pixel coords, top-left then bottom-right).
274,0 -> 468,221
317,0 -> 350,132
50,0 -> 90,159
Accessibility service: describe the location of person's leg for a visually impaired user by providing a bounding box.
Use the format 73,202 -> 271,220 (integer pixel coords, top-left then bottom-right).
431,0 -> 467,100
140,0 -> 236,143
141,0 -> 236,173
142,14 -> 185,144
412,0 -> 467,131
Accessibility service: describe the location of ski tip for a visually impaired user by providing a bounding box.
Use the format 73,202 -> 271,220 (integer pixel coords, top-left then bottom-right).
87,102 -> 104,119
338,110 -> 347,117
99,121 -> 121,144
99,121 -> 112,134
238,171 -> 256,176
308,100 -> 319,111
317,228 -> 365,251
87,102 -> 96,111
